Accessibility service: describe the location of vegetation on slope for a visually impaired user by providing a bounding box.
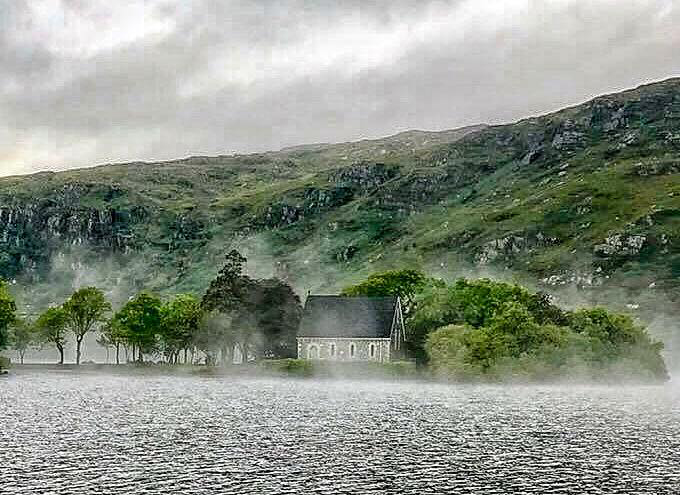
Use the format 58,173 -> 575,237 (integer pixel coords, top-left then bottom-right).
1,78 -> 680,332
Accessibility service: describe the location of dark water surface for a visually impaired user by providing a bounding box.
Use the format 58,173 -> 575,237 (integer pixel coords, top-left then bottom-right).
2,370 -> 680,494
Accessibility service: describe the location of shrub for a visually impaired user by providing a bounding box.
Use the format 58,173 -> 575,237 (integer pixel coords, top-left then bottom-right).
0,356 -> 10,370
421,278 -> 668,382
260,358 -> 314,377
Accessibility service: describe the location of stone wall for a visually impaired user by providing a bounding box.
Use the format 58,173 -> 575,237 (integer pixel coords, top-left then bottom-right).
296,337 -> 392,363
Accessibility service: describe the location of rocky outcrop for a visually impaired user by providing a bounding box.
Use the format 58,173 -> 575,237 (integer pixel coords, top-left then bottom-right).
551,120 -> 586,151
476,232 -> 559,265
328,162 -> 397,192
594,234 -> 647,257
260,187 -> 354,228
0,201 -> 145,278
633,159 -> 680,176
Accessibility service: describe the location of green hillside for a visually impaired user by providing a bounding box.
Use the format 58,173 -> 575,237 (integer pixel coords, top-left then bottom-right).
2,78 -> 680,333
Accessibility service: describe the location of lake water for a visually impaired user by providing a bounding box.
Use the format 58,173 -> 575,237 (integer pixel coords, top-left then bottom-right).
2,370 -> 680,494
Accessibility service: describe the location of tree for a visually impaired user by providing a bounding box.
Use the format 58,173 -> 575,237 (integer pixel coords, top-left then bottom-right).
194,310 -> 235,365
9,318 -> 35,365
418,278 -> 668,381
409,278 -> 568,363
160,294 -> 202,364
202,250 -> 249,314
0,279 -> 16,352
35,306 -> 69,365
113,292 -> 162,362
201,250 -> 302,362
248,279 -> 302,358
341,269 -> 428,312
63,287 -> 111,365
99,318 -> 127,365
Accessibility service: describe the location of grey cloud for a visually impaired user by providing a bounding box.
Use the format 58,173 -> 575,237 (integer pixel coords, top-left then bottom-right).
0,0 -> 679,176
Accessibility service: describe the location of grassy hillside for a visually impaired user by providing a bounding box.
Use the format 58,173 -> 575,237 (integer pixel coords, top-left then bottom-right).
2,78 -> 680,333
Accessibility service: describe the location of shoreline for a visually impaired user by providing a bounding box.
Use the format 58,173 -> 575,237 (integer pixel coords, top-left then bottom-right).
3,361 -> 672,386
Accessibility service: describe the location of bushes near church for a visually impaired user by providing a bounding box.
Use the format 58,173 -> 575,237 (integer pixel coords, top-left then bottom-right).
415,279 -> 667,382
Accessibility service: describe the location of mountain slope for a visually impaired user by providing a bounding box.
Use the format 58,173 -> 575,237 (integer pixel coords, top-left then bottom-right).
2,78 -> 680,331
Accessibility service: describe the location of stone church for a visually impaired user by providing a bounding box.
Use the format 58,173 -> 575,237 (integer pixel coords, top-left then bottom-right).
296,295 -> 406,363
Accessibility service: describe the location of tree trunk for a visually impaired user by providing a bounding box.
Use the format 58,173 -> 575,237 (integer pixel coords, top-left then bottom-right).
57,344 -> 64,365
183,348 -> 188,364
115,344 -> 120,365
76,336 -> 83,365
241,339 -> 249,364
106,347 -> 110,364
19,351 -> 25,365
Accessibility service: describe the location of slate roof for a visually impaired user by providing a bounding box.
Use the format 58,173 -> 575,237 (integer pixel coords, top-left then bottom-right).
297,295 -> 398,338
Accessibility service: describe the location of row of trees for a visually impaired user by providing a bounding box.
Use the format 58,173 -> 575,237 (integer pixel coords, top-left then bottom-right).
1,250 -> 302,366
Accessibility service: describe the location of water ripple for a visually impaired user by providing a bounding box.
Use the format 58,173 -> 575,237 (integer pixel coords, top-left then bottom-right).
1,372 -> 679,494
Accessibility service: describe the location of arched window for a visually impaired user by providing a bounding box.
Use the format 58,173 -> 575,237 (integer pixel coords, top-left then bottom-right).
349,342 -> 356,358
330,343 -> 336,358
369,343 -> 376,358
308,345 -> 319,360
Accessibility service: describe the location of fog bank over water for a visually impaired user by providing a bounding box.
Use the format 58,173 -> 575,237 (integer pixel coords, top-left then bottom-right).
2,371 -> 679,494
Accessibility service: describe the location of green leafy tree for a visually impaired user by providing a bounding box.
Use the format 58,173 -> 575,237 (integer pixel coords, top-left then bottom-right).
160,294 -> 202,364
417,278 -> 667,381
202,250 -> 302,362
0,279 -> 16,352
63,287 -> 111,365
341,269 -> 428,311
202,250 -> 249,313
410,278 -> 567,363
254,279 -> 302,358
98,318 -> 127,365
35,306 -> 69,364
10,318 -> 36,365
114,292 -> 162,362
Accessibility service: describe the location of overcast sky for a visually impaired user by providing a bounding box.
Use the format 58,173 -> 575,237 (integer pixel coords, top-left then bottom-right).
1,0 -> 679,177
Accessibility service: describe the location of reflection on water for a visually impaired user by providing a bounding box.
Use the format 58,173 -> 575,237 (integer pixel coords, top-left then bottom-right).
2,370 -> 680,494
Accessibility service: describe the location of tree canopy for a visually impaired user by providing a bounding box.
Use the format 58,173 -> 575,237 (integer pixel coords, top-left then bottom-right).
63,287 -> 111,365
113,292 -> 162,362
160,294 -> 202,363
0,279 -> 16,351
9,317 -> 35,364
201,250 -> 302,362
417,278 -> 668,381
341,269 -> 428,310
35,306 -> 69,364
